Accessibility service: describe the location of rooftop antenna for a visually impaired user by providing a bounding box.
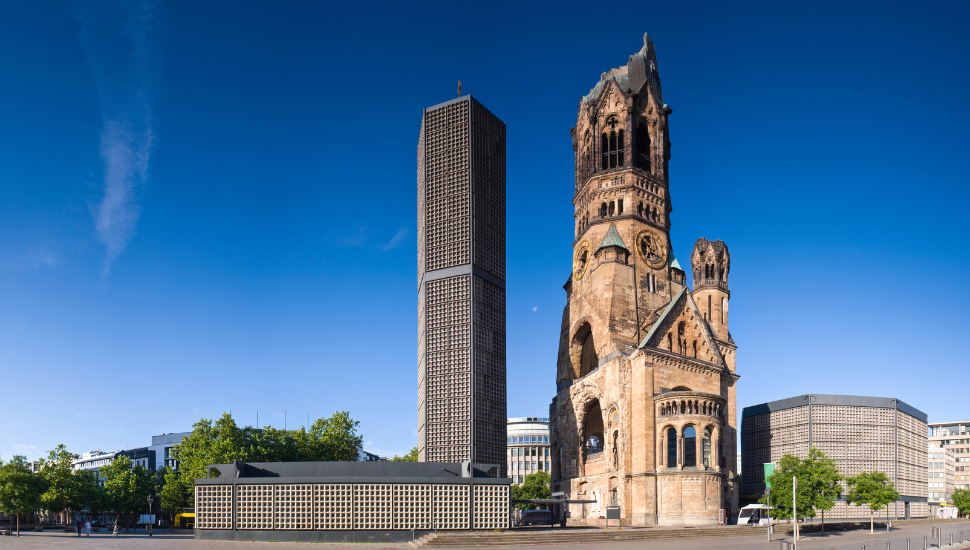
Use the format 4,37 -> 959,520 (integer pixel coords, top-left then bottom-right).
457,80 -> 461,97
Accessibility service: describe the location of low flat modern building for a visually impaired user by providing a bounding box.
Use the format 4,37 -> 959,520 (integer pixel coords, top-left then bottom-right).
506,417 -> 550,484
927,444 -> 954,512
928,422 -> 970,490
742,394 -> 928,519
194,460 -> 510,542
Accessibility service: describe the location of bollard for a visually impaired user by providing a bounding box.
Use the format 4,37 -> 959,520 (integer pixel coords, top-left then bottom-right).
907,538 -> 910,550
950,533 -> 952,547
887,542 -> 890,550
923,536 -> 927,550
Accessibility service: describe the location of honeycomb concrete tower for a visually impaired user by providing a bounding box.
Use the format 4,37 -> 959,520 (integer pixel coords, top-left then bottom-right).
549,33 -> 740,526
417,95 -> 507,471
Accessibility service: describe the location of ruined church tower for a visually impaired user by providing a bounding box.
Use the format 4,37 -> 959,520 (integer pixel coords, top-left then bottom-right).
550,33 -> 739,527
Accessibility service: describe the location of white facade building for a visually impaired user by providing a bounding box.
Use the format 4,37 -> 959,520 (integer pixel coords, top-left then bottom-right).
927,444 -> 954,509
149,432 -> 191,470
507,417 -> 550,484
71,431 -> 190,474
928,422 -> 970,490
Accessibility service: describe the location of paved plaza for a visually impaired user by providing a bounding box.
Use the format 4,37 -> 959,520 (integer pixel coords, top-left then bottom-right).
3,522 -> 970,549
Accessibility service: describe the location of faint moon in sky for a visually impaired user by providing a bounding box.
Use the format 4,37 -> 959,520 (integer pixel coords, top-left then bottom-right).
533,307 -> 538,312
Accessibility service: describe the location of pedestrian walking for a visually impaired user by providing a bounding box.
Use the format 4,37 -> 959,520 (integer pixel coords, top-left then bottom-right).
84,520 -> 91,536
75,517 -> 83,537
112,516 -> 119,537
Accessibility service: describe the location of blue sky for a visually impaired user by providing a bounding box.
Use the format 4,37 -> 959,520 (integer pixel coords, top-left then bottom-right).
1,1 -> 968,461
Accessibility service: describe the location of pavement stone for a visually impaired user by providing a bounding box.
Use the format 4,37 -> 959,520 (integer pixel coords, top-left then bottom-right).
1,522 -> 970,550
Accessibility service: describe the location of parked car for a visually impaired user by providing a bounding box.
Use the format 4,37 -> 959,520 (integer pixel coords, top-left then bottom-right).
518,509 -> 553,526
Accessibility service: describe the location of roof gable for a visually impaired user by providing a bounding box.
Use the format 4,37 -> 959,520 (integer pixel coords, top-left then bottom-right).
638,287 -> 726,367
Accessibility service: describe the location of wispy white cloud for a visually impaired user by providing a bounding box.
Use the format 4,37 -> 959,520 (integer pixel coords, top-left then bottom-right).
380,228 -> 409,251
13,444 -> 38,450
70,408 -> 88,418
78,1 -> 164,275
0,247 -> 58,271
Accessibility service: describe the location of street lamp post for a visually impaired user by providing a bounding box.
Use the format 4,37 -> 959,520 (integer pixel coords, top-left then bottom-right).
147,495 -> 154,537
793,475 -> 798,549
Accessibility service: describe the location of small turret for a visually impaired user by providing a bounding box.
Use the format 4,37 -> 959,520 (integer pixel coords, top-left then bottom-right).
691,238 -> 730,341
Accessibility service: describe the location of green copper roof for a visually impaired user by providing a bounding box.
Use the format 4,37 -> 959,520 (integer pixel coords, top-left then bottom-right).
597,223 -> 628,251
669,249 -> 683,271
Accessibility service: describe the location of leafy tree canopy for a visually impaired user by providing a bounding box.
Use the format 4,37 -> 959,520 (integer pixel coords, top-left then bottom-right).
846,470 -> 899,533
171,411 -> 364,486
159,466 -> 193,515
0,455 -> 49,521
759,447 -> 843,521
952,488 -> 970,515
38,444 -> 82,516
101,455 -> 156,520
392,447 -> 418,462
510,471 -> 551,510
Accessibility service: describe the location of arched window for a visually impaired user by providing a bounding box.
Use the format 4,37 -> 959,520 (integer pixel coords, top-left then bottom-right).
608,201 -> 615,216
570,322 -> 598,379
692,340 -> 698,358
580,330 -> 597,377
677,322 -> 688,354
638,202 -> 643,216
617,129 -> 624,167
666,333 -> 673,351
584,401 -> 604,457
602,119 -> 624,170
666,427 -> 677,467
617,199 -> 623,215
703,428 -> 712,468
683,426 -> 696,467
609,131 -> 617,168
600,202 -> 608,217
708,296 -> 712,322
636,122 -> 651,172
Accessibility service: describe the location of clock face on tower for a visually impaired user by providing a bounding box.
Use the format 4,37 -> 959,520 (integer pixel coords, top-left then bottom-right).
635,229 -> 667,270
573,240 -> 591,281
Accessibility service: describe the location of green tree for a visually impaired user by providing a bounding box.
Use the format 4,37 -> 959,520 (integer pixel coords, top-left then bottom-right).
305,411 -> 364,461
159,467 -> 193,530
392,447 -> 418,462
845,471 -> 899,533
953,488 -> 970,517
510,471 -> 551,510
73,469 -> 107,523
0,456 -> 49,536
760,453 -> 813,521
797,447 -> 842,534
759,447 -> 843,535
38,444 -> 82,523
101,456 -> 155,530
171,411 -> 364,486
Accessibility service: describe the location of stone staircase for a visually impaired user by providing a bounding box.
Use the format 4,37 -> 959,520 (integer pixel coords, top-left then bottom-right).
412,526 -> 768,547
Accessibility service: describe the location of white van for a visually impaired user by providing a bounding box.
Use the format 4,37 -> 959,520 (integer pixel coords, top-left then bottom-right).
738,504 -> 771,526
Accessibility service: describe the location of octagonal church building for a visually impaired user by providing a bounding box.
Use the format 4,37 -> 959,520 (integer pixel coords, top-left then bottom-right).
549,33 -> 739,527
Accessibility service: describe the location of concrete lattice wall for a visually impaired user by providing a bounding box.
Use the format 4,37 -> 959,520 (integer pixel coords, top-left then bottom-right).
195,483 -> 509,531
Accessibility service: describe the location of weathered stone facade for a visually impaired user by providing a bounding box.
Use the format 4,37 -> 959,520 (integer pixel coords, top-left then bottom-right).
549,33 -> 740,527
